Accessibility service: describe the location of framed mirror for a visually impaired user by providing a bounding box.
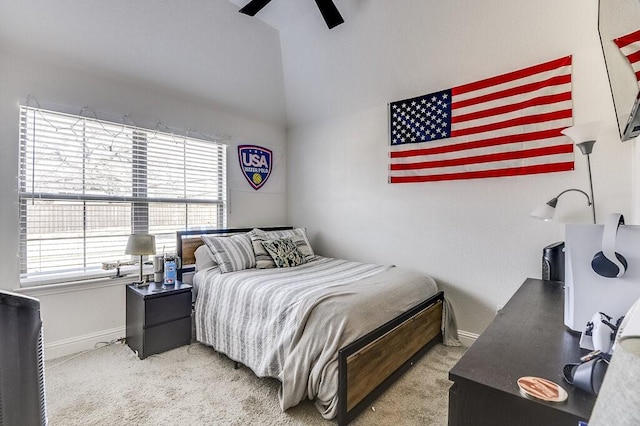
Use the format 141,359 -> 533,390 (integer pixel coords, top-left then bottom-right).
599,0 -> 640,140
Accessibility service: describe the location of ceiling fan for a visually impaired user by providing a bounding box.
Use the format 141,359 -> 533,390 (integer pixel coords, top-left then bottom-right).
239,0 -> 344,29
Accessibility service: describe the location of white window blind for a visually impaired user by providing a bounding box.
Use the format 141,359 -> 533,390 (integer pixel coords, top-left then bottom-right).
18,106 -> 227,281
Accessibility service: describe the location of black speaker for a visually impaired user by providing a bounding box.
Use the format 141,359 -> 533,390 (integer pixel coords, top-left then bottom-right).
542,241 -> 565,282
0,290 -> 47,426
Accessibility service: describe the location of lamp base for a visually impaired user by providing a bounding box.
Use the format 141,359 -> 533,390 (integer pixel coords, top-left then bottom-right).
132,280 -> 148,288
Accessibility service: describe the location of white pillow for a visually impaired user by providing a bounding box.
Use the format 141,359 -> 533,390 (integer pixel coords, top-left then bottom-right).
194,244 -> 217,271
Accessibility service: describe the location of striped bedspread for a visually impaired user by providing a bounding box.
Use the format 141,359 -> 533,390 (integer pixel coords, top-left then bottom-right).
193,256 -> 442,418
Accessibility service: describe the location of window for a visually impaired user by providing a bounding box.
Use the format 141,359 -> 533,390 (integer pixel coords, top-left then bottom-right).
18,106 -> 227,283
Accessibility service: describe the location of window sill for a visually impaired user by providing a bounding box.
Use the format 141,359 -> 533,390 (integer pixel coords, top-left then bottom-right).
16,265 -> 155,295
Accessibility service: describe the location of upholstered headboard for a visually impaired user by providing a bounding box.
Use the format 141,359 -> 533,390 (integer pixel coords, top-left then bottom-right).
176,226 -> 293,280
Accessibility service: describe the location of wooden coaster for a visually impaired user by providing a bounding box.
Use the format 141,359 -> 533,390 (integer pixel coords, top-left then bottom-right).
517,376 -> 568,402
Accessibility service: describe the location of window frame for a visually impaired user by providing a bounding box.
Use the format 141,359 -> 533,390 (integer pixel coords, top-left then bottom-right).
18,106 -> 227,285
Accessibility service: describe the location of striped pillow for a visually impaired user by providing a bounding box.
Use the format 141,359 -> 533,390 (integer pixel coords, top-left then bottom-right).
201,233 -> 256,273
289,233 -> 315,262
249,229 -> 279,269
250,228 -> 315,268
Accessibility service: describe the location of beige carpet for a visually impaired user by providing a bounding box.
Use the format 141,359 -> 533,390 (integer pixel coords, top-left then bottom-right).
45,342 -> 465,425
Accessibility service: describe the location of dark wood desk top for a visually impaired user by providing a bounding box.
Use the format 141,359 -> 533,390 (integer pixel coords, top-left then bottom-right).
449,278 -> 596,420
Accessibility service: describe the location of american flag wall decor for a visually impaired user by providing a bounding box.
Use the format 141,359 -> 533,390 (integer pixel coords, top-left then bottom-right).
614,29 -> 640,87
388,56 -> 574,183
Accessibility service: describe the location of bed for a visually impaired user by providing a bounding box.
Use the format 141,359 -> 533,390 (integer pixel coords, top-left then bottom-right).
177,227 -> 458,425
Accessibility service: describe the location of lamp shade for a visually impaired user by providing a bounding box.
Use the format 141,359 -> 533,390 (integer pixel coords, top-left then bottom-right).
560,121 -> 604,145
530,189 -> 593,223
530,199 -> 557,221
125,234 -> 156,256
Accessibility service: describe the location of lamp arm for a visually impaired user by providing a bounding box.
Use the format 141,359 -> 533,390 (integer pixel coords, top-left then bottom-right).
555,188 -> 592,205
555,187 -> 596,224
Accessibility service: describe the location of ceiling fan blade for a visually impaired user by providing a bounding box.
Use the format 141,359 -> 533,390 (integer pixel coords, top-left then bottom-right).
239,0 -> 273,16
314,0 -> 344,29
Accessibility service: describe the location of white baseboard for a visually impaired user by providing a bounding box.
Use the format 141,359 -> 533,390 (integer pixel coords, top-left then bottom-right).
44,326 -> 478,360
44,326 -> 126,361
457,330 -> 479,347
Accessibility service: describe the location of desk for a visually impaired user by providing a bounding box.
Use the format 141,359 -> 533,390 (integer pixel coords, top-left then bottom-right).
448,278 -> 596,425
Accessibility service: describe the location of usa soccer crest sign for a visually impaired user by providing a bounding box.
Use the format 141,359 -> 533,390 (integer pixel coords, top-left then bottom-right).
238,145 -> 273,190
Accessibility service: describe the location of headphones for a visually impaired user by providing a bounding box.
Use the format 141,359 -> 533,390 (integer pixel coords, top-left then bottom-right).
591,213 -> 628,278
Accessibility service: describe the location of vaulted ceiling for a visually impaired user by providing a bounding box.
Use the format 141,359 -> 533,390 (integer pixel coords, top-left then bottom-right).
228,0 -> 323,31
0,0 -> 290,126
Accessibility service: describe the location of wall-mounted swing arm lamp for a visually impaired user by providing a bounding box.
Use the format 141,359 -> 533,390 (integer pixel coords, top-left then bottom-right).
530,122 -> 601,224
530,188 -> 593,222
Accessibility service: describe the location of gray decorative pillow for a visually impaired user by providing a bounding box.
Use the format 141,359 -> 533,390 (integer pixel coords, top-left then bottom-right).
261,237 -> 305,268
201,233 -> 255,273
250,228 -> 315,268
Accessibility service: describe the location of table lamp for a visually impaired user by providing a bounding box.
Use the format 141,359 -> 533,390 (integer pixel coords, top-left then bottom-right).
125,234 -> 156,287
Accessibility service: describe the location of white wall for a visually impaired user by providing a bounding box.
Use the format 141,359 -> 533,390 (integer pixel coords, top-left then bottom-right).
0,46 -> 287,358
283,0 -> 633,339
2,0 -> 635,357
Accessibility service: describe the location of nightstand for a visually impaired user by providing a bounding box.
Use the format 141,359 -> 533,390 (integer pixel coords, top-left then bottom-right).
125,281 -> 193,360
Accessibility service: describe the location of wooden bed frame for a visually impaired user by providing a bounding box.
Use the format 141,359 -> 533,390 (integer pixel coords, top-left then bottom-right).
176,227 -> 444,425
